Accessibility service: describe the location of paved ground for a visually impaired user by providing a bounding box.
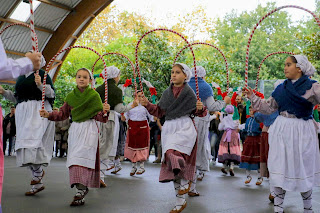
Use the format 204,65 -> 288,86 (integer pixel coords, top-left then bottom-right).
2,155 -> 320,213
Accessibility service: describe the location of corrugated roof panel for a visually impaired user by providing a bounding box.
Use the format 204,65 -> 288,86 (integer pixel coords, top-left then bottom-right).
32,3 -> 70,31
0,0 -> 16,17
1,24 -> 51,54
50,0 -> 82,8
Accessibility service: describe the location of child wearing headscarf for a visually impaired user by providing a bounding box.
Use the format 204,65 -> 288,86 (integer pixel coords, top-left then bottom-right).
96,66 -> 138,186
217,105 -> 241,176
40,68 -> 109,206
0,57 -> 55,196
124,90 -> 154,176
244,55 -> 320,213
239,106 -> 263,185
141,63 -> 206,213
187,66 -> 228,196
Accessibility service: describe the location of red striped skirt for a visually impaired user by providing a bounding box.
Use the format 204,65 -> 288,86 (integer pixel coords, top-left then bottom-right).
159,142 -> 197,183
69,146 -> 100,188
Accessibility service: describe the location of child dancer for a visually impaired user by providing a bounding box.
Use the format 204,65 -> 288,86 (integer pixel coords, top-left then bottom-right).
111,113 -> 127,175
0,61 -> 55,196
239,106 -> 263,185
96,66 -> 137,186
187,66 -> 228,196
254,111 -> 278,202
217,105 -> 241,176
124,90 -> 153,176
244,55 -> 320,213
40,68 -> 110,206
141,63 -> 206,213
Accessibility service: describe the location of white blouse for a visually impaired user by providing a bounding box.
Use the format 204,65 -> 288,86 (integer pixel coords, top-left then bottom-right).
0,38 -> 34,80
125,104 -> 153,122
218,114 -> 239,131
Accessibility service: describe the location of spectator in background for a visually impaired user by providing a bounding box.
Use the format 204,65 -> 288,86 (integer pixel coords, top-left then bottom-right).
149,116 -> 159,162
54,108 -> 70,158
3,106 -> 16,156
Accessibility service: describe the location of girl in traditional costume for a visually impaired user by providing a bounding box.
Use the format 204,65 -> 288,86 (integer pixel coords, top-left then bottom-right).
96,66 -> 137,186
187,66 -> 227,196
40,68 -> 109,206
141,63 -> 206,213
239,106 -> 263,185
0,58 -> 55,196
244,55 -> 320,213
217,105 -> 241,176
124,90 -> 153,176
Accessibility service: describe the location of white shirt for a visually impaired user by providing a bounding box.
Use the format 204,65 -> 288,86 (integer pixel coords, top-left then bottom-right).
218,114 -> 239,131
0,38 -> 34,80
125,104 -> 153,122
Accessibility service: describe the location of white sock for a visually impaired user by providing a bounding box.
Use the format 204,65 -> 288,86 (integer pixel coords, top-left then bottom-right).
132,162 -> 137,169
230,162 -> 234,170
274,187 -> 286,213
189,170 -> 197,193
301,190 -> 313,213
140,161 -> 145,169
180,179 -> 189,191
174,179 -> 185,209
246,169 -> 251,177
31,182 -> 43,190
30,164 -> 44,182
100,170 -> 105,181
114,158 -> 120,165
270,186 -> 276,197
75,184 -> 87,197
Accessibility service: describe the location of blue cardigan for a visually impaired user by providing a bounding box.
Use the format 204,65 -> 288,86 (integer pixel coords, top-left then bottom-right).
244,116 -> 261,136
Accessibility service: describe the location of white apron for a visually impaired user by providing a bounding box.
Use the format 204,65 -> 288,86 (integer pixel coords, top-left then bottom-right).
67,120 -> 99,169
99,110 -> 119,160
268,115 -> 320,192
15,100 -> 54,150
194,114 -> 211,171
15,100 -> 55,167
161,116 -> 197,162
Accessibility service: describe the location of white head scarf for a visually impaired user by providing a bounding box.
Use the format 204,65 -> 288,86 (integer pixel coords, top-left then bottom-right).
76,68 -> 95,88
191,66 -> 206,78
175,63 -> 192,82
101,66 -> 120,80
293,55 -> 316,77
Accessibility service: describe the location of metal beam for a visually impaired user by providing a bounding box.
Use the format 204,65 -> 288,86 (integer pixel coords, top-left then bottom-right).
5,50 -> 26,57
37,0 -> 73,12
42,0 -> 113,82
0,80 -> 16,85
0,17 -> 54,34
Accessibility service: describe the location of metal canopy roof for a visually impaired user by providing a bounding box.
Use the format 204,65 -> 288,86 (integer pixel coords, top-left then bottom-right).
0,0 -> 113,83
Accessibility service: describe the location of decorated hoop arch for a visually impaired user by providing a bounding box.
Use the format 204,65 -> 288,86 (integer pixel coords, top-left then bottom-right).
255,51 -> 294,90
0,22 -> 39,51
92,52 -> 137,94
42,46 -> 108,109
174,42 -> 230,91
244,5 -> 320,88
135,28 -> 200,99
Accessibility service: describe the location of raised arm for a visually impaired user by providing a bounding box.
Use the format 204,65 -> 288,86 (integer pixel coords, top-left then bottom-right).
204,96 -> 226,112
0,38 -> 42,79
249,95 -> 278,115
